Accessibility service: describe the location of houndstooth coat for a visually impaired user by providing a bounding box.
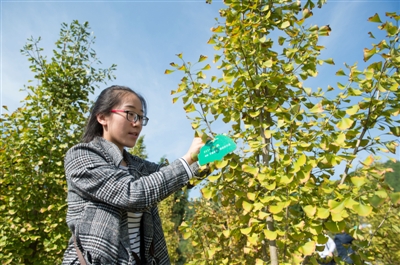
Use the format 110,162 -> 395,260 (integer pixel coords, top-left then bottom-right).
62,137 -> 199,265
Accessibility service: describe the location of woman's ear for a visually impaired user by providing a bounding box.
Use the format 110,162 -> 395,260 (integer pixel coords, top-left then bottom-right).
96,113 -> 108,126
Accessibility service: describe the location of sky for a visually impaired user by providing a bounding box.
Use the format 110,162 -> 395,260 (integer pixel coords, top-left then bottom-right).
1,0 -> 399,198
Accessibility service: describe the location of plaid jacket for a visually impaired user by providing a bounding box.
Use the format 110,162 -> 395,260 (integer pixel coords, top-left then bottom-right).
62,137 -> 199,265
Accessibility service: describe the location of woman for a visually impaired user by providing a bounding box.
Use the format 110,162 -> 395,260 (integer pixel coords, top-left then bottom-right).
62,85 -> 207,265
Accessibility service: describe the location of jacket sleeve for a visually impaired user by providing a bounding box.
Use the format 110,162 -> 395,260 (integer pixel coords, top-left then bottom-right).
65,143 -> 195,212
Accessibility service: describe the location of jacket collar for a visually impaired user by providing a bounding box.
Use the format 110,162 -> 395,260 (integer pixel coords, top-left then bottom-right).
93,137 -> 125,167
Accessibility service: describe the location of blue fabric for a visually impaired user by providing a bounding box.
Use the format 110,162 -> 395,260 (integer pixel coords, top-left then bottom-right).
334,233 -> 354,264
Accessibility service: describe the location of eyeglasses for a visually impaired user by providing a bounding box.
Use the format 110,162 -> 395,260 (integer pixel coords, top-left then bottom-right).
110,109 -> 149,126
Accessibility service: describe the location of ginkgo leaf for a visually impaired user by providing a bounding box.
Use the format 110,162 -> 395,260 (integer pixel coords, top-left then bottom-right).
264,230 -> 277,240
269,204 -> 284,214
331,211 -> 344,222
350,176 -> 366,188
201,187 -> 213,200
242,200 -> 254,212
240,227 -> 252,235
310,102 -> 323,113
336,118 -> 354,130
353,203 -> 373,217
346,105 -> 359,115
328,200 -> 345,213
316,207 -> 330,219
303,205 -> 317,218
299,241 -> 316,256
198,55 -> 208,62
368,13 -> 382,23
242,165 -> 259,175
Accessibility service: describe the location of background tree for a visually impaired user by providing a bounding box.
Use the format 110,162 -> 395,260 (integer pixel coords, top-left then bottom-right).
382,160 -> 400,192
0,20 -> 116,264
167,1 -> 400,264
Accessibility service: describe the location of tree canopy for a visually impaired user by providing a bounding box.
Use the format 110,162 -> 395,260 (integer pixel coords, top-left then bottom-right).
167,1 -> 400,264
0,20 -> 116,264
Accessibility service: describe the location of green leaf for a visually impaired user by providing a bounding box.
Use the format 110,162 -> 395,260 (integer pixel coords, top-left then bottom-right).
328,200 -> 345,213
182,231 -> 192,240
198,55 -> 208,62
368,13 -> 382,23
240,227 -> 252,235
299,241 -> 316,256
363,47 -> 377,62
346,105 -> 359,115
389,126 -> 400,136
201,186 -> 213,200
223,73 -> 234,84
211,25 -> 224,33
310,102 -> 323,113
164,69 -> 174,74
242,201 -> 254,212
336,118 -> 354,130
368,195 -> 386,208
389,192 -> 400,204
202,64 -> 211,70
269,204 -> 284,214
353,203 -> 373,217
303,205 -> 316,218
263,230 -> 277,240
317,207 -> 330,219
281,21 -> 290,29
350,176 -> 366,188
336,69 -> 346,76
242,164 -> 258,175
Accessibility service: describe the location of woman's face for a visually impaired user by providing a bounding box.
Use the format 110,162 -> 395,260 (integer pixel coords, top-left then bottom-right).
97,92 -> 144,152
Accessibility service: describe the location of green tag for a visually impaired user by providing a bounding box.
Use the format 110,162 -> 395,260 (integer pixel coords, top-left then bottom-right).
198,134 -> 237,166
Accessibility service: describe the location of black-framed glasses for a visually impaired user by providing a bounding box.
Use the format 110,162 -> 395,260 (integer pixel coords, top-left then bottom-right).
111,109 -> 149,126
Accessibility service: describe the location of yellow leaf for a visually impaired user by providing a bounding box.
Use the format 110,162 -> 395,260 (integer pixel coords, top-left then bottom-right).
310,102 -> 323,113
241,227 -> 252,235
336,117 -> 354,130
331,211 -> 344,222
346,104 -> 360,115
242,164 -> 259,176
242,200 -> 254,212
362,155 -> 374,166
269,204 -> 284,214
215,159 -> 228,169
263,230 -> 277,240
303,205 -> 317,218
164,69 -> 174,74
350,176 -> 367,188
247,192 -> 256,201
328,200 -> 345,213
198,55 -> 208,62
223,230 -> 230,238
281,21 -> 290,29
182,231 -> 192,240
299,241 -> 316,256
211,25 -> 224,33
316,207 -> 330,219
353,203 -> 373,217
201,187 -> 213,199
202,64 -> 211,70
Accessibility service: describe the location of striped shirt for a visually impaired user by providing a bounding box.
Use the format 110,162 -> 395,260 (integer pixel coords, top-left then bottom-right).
121,158 -> 193,256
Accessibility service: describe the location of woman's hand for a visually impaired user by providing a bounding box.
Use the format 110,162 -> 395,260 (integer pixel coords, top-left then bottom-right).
183,137 -> 205,165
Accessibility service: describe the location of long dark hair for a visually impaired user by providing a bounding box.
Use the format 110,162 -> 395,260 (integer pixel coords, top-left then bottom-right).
81,85 -> 147,143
